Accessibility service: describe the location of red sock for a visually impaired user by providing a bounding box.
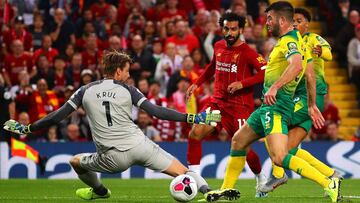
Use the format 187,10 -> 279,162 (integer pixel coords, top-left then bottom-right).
246,148 -> 262,175
187,138 -> 202,165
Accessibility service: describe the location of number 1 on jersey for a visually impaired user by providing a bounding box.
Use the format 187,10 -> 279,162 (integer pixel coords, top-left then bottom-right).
102,101 -> 113,126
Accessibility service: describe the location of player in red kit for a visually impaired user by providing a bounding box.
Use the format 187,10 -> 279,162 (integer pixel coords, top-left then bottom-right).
186,12 -> 268,198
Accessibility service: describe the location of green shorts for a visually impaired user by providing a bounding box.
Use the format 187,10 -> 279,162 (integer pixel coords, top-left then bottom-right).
290,94 -> 325,133
247,96 -> 293,137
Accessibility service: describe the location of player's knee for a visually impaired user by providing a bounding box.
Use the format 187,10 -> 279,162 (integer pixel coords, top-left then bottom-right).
69,156 -> 81,170
231,135 -> 244,150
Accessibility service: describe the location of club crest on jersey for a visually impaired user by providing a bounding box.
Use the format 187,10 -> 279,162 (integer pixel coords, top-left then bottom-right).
256,56 -> 266,64
231,64 -> 237,73
287,42 -> 298,52
232,54 -> 239,62
217,52 -> 221,57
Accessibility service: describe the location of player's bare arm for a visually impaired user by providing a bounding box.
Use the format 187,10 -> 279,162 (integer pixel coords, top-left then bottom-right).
264,54 -> 303,105
305,61 -> 325,129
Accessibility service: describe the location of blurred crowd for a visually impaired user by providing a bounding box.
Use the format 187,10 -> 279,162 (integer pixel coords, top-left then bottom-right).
0,0 -> 359,143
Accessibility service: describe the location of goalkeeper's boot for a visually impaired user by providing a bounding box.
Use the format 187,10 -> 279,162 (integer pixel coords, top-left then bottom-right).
324,170 -> 344,197
255,174 -> 268,198
324,177 -> 342,203
204,188 -> 240,202
76,187 -> 111,200
258,173 -> 288,193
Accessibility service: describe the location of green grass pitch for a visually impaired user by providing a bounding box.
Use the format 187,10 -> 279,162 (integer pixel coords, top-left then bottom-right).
0,179 -> 359,202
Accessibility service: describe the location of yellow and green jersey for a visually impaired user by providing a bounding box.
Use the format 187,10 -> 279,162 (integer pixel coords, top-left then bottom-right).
295,32 -> 331,96
264,30 -> 307,99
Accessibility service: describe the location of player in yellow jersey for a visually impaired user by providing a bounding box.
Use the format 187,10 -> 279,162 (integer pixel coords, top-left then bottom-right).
205,2 -> 341,202
260,7 -> 343,194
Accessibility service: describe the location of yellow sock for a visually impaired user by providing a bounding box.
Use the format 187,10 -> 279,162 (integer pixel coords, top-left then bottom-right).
290,148 -> 334,177
283,154 -> 331,188
264,139 -> 285,178
221,150 -> 246,189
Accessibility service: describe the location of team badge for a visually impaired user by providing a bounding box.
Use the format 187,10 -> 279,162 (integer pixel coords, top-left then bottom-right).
287,42 -> 298,52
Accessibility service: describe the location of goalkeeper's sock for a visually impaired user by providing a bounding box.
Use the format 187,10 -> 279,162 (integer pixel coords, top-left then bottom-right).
221,150 -> 246,189
290,148 -> 335,177
283,154 -> 331,188
78,171 -> 102,189
246,149 -> 262,175
186,171 -> 210,194
93,185 -> 108,196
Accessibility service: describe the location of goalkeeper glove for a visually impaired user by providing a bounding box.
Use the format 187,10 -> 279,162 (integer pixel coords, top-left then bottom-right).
3,119 -> 31,135
187,107 -> 221,127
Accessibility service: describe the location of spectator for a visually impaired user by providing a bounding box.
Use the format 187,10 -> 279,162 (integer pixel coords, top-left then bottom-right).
333,0 -> 351,36
31,55 -> 54,86
49,8 -> 75,54
165,19 -> 200,56
11,70 -> 33,115
64,43 -> 76,62
154,42 -> 183,95
347,23 -> 360,88
203,21 -> 222,60
104,5 -> 118,36
312,121 -> 340,141
80,69 -> 94,86
335,9 -> 359,66
166,55 -> 199,98
50,56 -> 72,96
33,35 -> 59,66
66,123 -> 87,142
137,110 -> 162,142
313,91 -> 341,136
90,0 -> 111,21
28,78 -> 59,122
107,35 -> 125,53
81,34 -> 103,79
29,14 -> 47,51
2,16 -> 33,52
143,20 -> 158,45
47,125 -> 60,143
191,48 -> 207,75
17,112 -> 36,141
152,37 -> 164,64
66,53 -> 83,89
123,7 -> 146,39
128,34 -> 156,81
146,0 -> 166,22
3,40 -> 35,86
159,0 -> 187,21
137,78 -> 149,96
191,9 -> 210,40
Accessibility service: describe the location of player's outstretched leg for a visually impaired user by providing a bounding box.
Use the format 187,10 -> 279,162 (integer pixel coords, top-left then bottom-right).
69,155 -> 111,200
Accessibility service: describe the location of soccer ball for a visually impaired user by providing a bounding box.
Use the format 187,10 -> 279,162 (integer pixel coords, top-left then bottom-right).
169,174 -> 198,202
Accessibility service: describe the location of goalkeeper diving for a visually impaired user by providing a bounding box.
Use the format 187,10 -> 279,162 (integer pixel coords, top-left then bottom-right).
3,50 -> 235,201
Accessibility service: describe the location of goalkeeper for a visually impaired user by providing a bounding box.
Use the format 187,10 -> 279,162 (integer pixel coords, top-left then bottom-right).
3,50 -> 230,200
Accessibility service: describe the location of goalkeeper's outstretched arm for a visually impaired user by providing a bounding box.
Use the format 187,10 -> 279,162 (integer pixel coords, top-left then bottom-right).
139,100 -> 220,125
30,103 -> 75,131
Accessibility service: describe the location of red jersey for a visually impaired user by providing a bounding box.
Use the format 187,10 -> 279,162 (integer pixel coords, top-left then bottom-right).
165,34 -> 200,54
81,50 -> 102,71
3,54 -> 33,85
195,40 -> 266,109
33,47 -> 59,64
3,29 -> 33,52
90,2 -> 110,19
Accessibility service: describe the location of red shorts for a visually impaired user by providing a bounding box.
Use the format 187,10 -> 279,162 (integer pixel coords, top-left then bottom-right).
201,101 -> 252,136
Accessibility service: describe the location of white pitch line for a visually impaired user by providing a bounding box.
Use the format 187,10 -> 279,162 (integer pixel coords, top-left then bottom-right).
343,195 -> 360,199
